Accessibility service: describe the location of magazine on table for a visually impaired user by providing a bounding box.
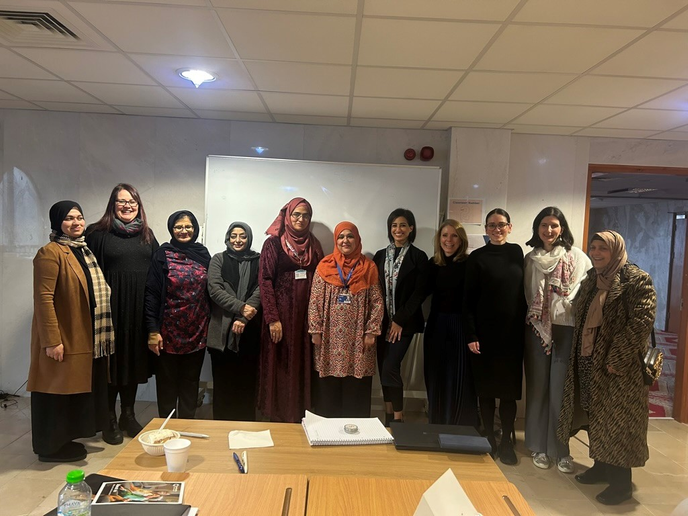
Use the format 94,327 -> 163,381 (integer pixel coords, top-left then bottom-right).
93,481 -> 184,505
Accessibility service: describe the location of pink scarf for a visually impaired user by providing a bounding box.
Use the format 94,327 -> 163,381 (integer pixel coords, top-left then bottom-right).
265,197 -> 318,267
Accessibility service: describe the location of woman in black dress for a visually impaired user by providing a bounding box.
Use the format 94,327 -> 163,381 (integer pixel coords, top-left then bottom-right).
423,219 -> 477,426
373,208 -> 428,425
86,184 -> 158,441
464,208 -> 526,465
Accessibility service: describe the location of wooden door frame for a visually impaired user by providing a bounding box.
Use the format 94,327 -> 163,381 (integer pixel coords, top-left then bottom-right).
586,164 -> 688,423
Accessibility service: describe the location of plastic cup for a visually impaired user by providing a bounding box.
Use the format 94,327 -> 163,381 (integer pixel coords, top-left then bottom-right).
163,438 -> 191,472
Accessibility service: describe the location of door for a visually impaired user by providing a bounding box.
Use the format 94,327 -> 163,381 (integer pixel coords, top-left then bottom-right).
667,214 -> 686,333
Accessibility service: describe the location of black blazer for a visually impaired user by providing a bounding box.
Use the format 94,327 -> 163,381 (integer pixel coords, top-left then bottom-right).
373,244 -> 428,335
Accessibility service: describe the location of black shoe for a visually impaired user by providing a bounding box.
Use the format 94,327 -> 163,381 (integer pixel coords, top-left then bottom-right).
384,413 -> 394,427
498,437 -> 517,465
119,407 -> 143,437
38,441 -> 87,463
575,465 -> 607,485
102,413 -> 124,445
487,436 -> 497,459
595,485 -> 632,505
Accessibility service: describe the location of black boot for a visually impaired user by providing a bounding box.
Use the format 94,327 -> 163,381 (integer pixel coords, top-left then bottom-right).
498,436 -> 517,465
384,413 -> 394,427
575,461 -> 608,485
119,406 -> 144,437
102,412 -> 123,445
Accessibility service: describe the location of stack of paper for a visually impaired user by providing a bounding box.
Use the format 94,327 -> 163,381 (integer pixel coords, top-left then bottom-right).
301,411 -> 394,446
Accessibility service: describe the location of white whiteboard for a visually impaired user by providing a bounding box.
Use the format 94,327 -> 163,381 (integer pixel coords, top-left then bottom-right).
204,156 -> 442,258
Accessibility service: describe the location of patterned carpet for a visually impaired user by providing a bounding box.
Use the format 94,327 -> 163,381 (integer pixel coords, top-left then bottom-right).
648,330 -> 677,418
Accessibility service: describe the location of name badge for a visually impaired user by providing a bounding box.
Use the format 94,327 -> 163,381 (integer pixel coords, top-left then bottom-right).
295,269 -> 307,280
337,292 -> 352,304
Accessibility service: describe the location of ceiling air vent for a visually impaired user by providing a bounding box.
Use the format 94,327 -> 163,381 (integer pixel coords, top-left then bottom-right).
0,9 -> 79,44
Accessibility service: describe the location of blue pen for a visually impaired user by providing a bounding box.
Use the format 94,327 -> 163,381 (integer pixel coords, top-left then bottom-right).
233,452 -> 245,474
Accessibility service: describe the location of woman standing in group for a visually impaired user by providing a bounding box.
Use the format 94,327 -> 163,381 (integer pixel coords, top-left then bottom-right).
423,219 -> 477,427
28,201 -> 115,462
308,221 -> 383,418
258,198 -> 324,422
464,208 -> 526,465
207,222 -> 261,421
558,231 -> 655,506
524,207 -> 591,474
86,184 -> 158,441
145,210 -> 211,419
374,208 -> 428,425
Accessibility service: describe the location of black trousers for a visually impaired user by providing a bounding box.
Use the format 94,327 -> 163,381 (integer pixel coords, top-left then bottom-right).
589,460 -> 632,489
208,347 -> 259,421
315,375 -> 373,418
155,349 -> 205,419
377,333 -> 414,412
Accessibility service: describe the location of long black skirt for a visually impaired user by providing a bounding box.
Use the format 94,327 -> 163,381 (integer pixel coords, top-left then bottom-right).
424,312 -> 479,427
31,356 -> 109,456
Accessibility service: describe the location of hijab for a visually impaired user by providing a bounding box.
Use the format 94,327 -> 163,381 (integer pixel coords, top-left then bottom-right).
221,221 -> 260,296
224,222 -> 260,262
581,230 -> 627,357
49,200 -> 83,236
316,221 -> 378,295
159,210 -> 211,268
265,197 -> 318,267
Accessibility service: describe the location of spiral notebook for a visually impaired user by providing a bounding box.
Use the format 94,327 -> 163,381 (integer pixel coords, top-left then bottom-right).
301,410 -> 394,446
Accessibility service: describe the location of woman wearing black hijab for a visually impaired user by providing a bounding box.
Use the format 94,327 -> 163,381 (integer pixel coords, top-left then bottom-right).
28,201 -> 115,462
207,222 -> 261,421
144,210 -> 211,419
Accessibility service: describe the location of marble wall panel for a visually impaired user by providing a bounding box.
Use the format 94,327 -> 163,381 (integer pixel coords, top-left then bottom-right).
228,121 -> 304,160
589,137 -> 688,168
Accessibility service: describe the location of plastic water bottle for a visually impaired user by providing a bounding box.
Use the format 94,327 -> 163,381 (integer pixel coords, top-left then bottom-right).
57,470 -> 91,516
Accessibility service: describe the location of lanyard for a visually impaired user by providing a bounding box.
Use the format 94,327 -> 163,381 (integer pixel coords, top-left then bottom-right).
285,240 -> 304,266
336,262 -> 356,289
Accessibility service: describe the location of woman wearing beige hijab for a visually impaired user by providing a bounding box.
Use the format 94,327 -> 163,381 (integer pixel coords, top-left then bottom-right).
557,230 -> 656,506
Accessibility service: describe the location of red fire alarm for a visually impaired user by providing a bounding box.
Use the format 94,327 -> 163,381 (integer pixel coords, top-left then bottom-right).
404,148 -> 416,161
419,146 -> 434,161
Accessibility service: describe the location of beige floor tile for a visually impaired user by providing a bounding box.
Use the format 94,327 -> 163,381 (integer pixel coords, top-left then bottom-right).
0,415 -> 31,437
644,450 -> 688,476
597,501 -> 655,515
0,454 -> 38,488
0,474 -> 65,515
645,503 -> 686,516
540,497 -> 605,515
3,432 -> 34,455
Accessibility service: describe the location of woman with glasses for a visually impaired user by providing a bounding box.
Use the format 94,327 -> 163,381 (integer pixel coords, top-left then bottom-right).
464,208 -> 526,465
373,208 -> 428,425
28,201 -> 114,462
86,184 -> 158,442
258,198 -> 324,422
145,210 -> 211,419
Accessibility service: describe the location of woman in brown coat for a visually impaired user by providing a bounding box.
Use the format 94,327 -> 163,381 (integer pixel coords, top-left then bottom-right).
557,230 -> 656,506
28,201 -> 115,462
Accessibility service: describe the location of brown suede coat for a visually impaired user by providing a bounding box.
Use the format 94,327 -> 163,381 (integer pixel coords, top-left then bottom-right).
28,242 -> 93,394
557,263 -> 656,468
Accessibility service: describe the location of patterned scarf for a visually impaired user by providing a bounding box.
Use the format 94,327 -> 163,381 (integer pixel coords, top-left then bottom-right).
384,243 -> 409,331
112,217 -> 143,236
50,232 -> 115,359
526,246 -> 576,354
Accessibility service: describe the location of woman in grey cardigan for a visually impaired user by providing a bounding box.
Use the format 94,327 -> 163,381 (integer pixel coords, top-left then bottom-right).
207,222 -> 261,420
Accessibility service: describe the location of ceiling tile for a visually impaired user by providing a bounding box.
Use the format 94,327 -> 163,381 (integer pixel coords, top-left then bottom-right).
424,121 -> 500,130
647,131 -> 688,140
352,97 -> 439,119
131,54 -> 254,90
108,0 -> 207,5
358,19 -> 500,69
659,8 -> 688,29
355,68 -> 462,99
450,72 -> 575,103
70,2 -> 234,57
0,79 -> 99,103
262,92 -> 349,116
34,102 -> 120,114
169,88 -> 266,111
0,49 -> 56,80
594,32 -> 688,78
506,124 -> 581,135
245,61 -> 350,95
640,84 -> 688,109
514,0 -> 688,27
476,25 -> 642,73
351,118 -> 425,129
0,90 -> 15,100
16,49 -> 156,85
0,99 -> 41,110
193,110 -> 272,122
513,105 -> 624,125
545,76 -> 686,107
594,108 -> 688,130
113,106 -> 196,118
218,10 -> 355,64
274,114 -> 347,125
434,101 -> 530,123
211,0 -> 357,14
363,0 -> 520,21
74,83 -> 184,108
575,127 -> 659,138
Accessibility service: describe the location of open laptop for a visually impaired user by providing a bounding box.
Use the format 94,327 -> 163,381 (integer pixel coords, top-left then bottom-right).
390,422 -> 491,455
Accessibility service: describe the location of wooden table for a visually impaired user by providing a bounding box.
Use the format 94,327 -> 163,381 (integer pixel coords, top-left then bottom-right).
106,419 -> 505,483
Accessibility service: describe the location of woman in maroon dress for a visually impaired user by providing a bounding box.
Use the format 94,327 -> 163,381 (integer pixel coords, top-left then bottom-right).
257,198 -> 324,422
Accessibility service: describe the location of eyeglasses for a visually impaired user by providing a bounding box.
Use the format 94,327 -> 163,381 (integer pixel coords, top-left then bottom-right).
173,225 -> 194,232
291,213 -> 311,221
115,200 -> 138,207
486,222 -> 510,230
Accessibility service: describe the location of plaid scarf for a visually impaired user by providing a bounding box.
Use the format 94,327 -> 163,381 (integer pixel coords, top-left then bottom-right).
384,243 -> 409,339
51,232 -> 115,358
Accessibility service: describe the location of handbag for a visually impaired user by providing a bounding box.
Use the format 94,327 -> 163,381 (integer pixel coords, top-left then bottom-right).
642,329 -> 663,386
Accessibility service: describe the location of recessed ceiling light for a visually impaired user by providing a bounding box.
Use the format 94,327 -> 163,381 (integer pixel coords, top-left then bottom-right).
177,69 -> 216,88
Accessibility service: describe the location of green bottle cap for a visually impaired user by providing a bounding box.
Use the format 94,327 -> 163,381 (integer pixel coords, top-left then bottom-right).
66,470 -> 85,484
